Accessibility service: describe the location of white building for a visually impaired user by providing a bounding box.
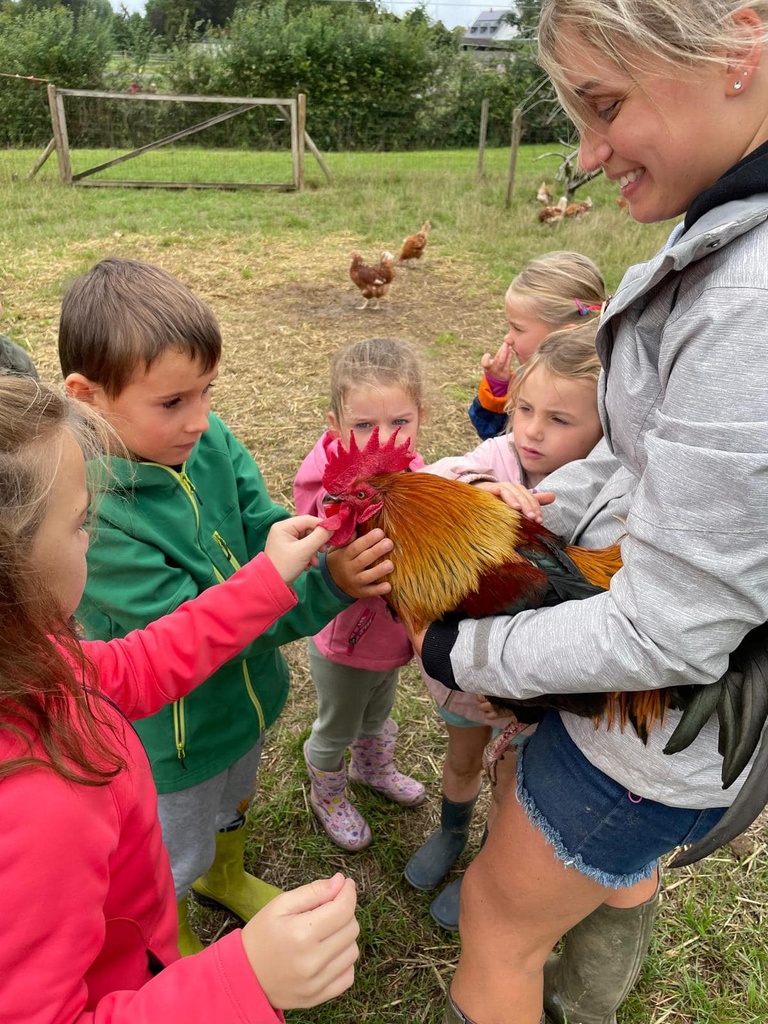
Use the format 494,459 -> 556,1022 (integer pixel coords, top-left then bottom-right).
461,9 -> 517,61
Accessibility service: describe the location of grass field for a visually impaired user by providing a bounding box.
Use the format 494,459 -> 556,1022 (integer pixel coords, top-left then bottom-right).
0,144 -> 765,1024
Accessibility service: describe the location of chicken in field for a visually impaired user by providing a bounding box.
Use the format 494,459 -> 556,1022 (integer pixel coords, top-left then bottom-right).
565,196 -> 593,218
349,251 -> 396,310
536,181 -> 554,204
318,427 -> 768,865
538,196 -> 568,224
398,220 -> 430,266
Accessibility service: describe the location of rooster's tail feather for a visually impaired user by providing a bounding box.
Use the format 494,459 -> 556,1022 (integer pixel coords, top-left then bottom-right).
565,543 -> 623,590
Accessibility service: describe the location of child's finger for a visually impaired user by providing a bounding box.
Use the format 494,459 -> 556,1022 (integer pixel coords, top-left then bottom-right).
273,873 -> 349,918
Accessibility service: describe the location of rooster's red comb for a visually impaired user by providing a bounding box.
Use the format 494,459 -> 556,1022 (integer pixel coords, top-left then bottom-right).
322,427 -> 415,494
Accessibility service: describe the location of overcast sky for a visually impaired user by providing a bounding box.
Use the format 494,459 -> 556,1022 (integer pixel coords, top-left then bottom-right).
111,0 -> 503,32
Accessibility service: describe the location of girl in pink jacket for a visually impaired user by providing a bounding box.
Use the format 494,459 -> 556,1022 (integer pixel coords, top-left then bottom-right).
0,376 -> 392,1024
294,338 -> 427,851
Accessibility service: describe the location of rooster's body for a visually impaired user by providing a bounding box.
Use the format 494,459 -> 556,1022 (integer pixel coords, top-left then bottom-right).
320,430 -> 666,740
319,428 -> 768,865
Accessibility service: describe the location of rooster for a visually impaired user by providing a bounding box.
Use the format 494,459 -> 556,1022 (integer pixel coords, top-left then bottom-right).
318,428 -> 768,865
398,221 -> 430,266
349,251 -> 395,310
538,197 -> 568,224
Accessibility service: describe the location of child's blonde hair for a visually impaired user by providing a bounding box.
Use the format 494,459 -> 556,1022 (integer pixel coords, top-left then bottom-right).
0,375 -> 124,784
329,338 -> 426,421
538,0 -> 768,124
507,251 -> 606,328
506,321 -> 601,420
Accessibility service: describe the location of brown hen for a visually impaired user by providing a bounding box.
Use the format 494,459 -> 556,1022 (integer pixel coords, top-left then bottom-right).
349,251 -> 396,310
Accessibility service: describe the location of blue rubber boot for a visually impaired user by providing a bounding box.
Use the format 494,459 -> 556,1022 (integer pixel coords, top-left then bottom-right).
404,795 -> 477,891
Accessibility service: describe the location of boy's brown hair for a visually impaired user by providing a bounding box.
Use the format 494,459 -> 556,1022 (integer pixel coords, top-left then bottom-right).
58,258 -> 222,397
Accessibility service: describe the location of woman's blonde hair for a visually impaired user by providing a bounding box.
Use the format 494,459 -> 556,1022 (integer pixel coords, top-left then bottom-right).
506,321 -> 601,420
0,375 -> 124,784
507,251 -> 606,329
538,0 -> 768,121
329,338 -> 427,422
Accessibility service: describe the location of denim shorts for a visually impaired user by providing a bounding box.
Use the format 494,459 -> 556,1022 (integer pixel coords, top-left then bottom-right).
516,712 -> 727,888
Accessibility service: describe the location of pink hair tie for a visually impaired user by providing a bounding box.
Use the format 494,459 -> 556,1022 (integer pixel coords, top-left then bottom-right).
573,299 -> 603,316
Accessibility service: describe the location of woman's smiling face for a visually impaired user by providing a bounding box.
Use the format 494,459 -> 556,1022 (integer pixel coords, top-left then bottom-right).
558,31 -> 751,223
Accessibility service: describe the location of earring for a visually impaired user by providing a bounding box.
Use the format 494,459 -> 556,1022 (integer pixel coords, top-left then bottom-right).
734,79 -> 743,89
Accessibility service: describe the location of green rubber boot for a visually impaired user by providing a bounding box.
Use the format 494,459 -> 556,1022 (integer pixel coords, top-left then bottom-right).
404,794 -> 478,891
543,886 -> 660,1024
191,822 -> 281,923
176,896 -> 204,957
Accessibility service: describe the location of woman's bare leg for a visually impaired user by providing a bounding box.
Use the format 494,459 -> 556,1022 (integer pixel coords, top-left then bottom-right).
451,779 -> 626,1024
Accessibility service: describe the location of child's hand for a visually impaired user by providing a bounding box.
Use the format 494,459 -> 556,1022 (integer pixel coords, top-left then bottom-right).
476,694 -> 505,721
474,481 -> 555,522
242,873 -> 359,1010
265,516 -> 334,585
481,341 -> 514,383
326,528 -> 394,599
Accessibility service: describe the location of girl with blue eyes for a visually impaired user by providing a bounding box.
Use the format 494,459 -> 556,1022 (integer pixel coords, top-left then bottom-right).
294,337 -> 428,851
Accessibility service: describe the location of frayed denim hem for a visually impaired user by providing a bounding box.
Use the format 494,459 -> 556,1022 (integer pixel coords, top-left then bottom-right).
515,741 -> 657,890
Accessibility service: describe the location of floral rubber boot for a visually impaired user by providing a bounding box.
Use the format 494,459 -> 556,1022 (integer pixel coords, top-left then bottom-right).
348,719 -> 426,806
303,740 -> 372,851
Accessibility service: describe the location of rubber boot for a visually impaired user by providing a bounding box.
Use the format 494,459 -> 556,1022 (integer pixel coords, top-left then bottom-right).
543,884 -> 660,1024
404,794 -> 478,891
176,896 -> 204,957
304,740 -> 372,851
429,826 -> 487,932
191,822 -> 281,923
444,993 -> 478,1024
349,719 -> 426,806
445,992 -> 545,1024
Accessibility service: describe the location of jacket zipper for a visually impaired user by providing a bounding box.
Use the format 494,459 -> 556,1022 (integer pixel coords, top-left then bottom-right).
346,607 -> 376,656
172,699 -> 187,768
213,531 -> 266,731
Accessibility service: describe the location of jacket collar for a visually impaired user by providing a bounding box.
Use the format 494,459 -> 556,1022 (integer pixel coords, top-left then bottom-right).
601,192 -> 768,326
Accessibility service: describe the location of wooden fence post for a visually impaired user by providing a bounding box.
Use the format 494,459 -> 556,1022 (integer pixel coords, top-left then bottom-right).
47,84 -> 72,184
296,93 -> 306,190
476,97 -> 489,181
504,106 -> 523,209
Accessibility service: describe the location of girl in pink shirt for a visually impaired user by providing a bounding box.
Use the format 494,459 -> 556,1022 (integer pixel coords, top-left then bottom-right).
0,375 -> 393,1023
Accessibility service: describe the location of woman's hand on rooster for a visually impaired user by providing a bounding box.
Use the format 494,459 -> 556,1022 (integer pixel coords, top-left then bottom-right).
481,340 -> 514,382
325,528 -> 394,600
473,481 -> 555,522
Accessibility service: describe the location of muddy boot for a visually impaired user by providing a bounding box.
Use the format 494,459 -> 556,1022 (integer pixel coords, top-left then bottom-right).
349,719 -> 426,806
444,993 -> 478,1023
543,884 -> 660,1024
303,740 -> 372,851
191,821 -> 281,922
404,794 -> 478,891
176,895 -> 204,956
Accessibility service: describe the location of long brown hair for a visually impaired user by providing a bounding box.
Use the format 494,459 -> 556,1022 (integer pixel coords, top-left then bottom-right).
0,375 -> 125,784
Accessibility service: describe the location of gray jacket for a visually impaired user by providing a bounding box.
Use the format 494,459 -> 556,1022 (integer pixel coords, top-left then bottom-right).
449,195 -> 768,807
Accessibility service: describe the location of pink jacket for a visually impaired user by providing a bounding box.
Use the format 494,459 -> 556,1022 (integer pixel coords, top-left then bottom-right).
425,434 -> 524,488
293,432 -> 424,671
419,438 -> 522,725
0,553 -> 295,1024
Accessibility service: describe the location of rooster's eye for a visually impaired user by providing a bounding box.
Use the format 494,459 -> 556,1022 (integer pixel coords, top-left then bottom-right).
355,490 -> 367,499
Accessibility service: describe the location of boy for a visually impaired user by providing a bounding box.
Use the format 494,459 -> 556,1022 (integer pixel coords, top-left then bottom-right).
60,257 -> 392,955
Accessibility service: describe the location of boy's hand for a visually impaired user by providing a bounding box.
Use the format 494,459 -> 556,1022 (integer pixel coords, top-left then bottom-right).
242,873 -> 359,1010
474,481 -> 555,522
481,340 -> 514,383
326,528 -> 393,599
264,516 -> 334,585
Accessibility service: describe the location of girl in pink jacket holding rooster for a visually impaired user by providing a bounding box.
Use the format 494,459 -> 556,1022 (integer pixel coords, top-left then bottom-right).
0,375 -> 394,1023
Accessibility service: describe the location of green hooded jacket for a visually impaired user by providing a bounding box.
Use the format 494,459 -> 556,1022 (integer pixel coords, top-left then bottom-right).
77,414 -> 351,793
